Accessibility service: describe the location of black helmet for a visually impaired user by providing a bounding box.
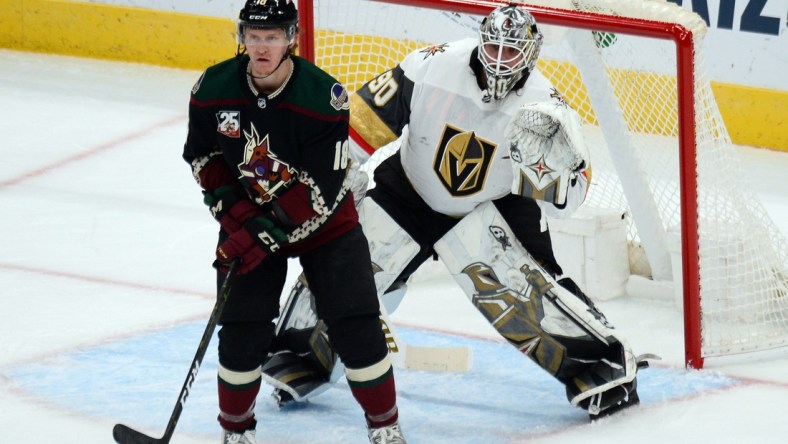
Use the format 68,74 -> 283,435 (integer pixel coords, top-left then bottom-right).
238,0 -> 299,44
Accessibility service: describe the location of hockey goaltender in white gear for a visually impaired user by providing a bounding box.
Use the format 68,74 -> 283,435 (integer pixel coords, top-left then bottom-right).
262,4 -> 652,421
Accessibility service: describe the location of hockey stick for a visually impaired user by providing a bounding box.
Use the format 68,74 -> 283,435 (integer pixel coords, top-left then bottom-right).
378,293 -> 473,372
112,260 -> 238,444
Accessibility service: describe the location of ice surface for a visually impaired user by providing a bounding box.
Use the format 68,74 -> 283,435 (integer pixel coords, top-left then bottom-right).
1,50 -> 787,443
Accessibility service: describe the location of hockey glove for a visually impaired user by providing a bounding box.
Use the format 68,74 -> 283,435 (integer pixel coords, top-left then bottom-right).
215,216 -> 288,274
505,101 -> 590,206
203,185 -> 261,233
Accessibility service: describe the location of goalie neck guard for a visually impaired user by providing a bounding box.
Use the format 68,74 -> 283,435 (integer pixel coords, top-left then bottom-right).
477,4 -> 543,102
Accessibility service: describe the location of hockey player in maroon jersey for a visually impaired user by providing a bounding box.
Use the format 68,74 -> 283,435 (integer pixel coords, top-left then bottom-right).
263,3 -> 650,426
182,1 -> 405,443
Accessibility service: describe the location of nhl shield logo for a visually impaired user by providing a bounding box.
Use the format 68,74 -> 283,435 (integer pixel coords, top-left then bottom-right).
433,124 -> 497,196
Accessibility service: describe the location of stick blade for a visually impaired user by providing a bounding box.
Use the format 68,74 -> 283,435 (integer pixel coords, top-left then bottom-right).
113,423 -> 165,444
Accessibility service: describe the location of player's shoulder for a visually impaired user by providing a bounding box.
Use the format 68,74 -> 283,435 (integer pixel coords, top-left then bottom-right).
399,37 -> 476,80
190,57 -> 242,100
514,69 -> 566,105
288,56 -> 350,117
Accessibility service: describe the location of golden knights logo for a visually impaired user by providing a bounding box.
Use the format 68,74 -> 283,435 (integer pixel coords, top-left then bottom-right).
239,123 -> 296,204
433,124 -> 496,196
418,43 -> 448,60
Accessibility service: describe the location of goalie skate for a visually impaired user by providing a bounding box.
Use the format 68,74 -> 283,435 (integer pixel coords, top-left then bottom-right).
579,353 -> 658,419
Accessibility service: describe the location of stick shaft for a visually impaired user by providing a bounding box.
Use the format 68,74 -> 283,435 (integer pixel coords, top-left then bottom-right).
113,262 -> 238,444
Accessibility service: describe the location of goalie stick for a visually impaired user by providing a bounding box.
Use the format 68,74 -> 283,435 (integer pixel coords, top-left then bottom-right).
112,261 -> 238,444
379,287 -> 472,373
359,198 -> 473,372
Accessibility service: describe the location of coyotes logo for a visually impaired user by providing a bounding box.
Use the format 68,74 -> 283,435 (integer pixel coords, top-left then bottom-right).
238,123 -> 296,204
433,124 -> 497,196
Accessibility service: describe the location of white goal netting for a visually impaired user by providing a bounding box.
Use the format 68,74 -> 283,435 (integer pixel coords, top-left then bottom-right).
304,0 -> 788,364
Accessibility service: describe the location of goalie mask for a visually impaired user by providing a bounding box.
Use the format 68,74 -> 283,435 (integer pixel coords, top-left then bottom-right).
237,0 -> 299,48
477,5 -> 543,101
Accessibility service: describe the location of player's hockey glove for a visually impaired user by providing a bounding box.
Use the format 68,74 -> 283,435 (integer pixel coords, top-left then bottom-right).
203,185 -> 261,234
215,216 -> 288,274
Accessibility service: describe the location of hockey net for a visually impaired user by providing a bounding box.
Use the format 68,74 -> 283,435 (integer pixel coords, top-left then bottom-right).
297,0 -> 788,368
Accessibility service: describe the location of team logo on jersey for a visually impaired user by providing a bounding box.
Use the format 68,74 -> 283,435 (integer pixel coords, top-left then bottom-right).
330,83 -> 349,111
419,43 -> 449,59
433,124 -> 496,196
216,111 -> 241,138
238,123 -> 296,204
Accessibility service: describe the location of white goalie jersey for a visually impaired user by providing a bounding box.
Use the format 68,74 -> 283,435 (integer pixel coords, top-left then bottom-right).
349,37 -> 589,219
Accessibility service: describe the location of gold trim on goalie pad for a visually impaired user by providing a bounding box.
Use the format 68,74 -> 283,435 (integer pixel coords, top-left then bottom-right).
462,262 -> 566,376
379,313 -> 401,354
308,320 -> 336,372
516,169 -> 560,203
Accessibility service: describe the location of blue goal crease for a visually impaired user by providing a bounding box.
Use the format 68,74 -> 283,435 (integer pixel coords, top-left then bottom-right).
4,322 -> 739,443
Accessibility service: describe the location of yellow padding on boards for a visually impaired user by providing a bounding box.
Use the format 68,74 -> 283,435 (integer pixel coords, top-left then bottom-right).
0,0 -> 784,151
713,83 -> 788,150
0,0 -> 236,70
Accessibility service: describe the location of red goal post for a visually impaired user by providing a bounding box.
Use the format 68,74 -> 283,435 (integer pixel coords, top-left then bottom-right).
296,0 -> 788,370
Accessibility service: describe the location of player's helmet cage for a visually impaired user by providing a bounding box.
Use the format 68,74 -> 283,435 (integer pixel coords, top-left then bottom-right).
237,0 -> 299,46
477,5 -> 543,100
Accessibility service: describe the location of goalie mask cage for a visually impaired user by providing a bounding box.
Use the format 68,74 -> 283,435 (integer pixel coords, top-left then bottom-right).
296,0 -> 788,369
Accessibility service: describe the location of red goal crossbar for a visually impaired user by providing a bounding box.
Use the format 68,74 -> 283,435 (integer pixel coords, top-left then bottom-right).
297,0 -> 703,369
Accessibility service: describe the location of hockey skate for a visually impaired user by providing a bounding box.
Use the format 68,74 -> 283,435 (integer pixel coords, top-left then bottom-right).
584,378 -> 640,420
222,428 -> 256,444
367,421 -> 407,444
580,354 -> 656,420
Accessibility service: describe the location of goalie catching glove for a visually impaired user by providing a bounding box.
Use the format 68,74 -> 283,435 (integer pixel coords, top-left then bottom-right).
216,216 -> 288,274
505,101 -> 590,207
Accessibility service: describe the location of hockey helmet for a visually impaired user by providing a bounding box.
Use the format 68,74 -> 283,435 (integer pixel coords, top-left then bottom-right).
477,4 -> 543,100
238,0 -> 299,46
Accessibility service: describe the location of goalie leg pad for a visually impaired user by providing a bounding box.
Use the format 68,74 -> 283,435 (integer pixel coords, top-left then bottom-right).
263,279 -> 339,404
262,199 -> 421,403
358,197 -> 421,298
261,348 -> 333,405
434,201 -> 639,395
